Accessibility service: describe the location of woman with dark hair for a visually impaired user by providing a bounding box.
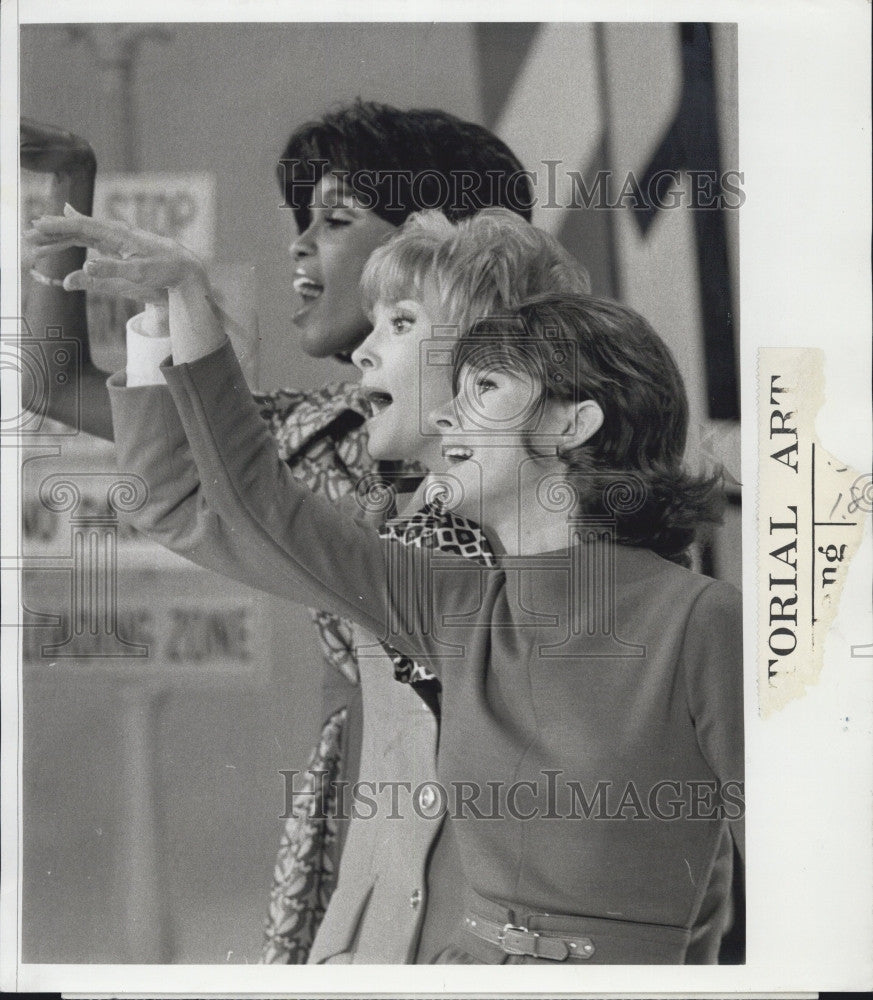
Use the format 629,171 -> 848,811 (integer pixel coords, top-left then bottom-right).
276,100 -> 533,358
20,102 -> 535,963
451,295 -> 726,565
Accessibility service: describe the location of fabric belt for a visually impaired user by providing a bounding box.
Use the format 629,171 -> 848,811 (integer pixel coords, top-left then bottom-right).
459,889 -> 692,964
463,913 -> 595,961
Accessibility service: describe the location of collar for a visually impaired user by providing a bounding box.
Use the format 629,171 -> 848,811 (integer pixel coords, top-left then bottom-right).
254,380 -> 368,457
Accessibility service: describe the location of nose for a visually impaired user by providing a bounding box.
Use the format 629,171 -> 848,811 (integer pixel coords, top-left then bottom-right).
428,396 -> 458,432
289,221 -> 315,261
351,329 -> 379,372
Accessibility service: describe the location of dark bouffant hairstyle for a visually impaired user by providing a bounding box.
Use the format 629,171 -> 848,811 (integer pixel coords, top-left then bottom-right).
277,99 -> 534,232
454,292 -> 726,564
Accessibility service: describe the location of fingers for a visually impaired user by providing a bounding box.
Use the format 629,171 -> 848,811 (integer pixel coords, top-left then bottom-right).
29,213 -> 135,257
62,269 -> 164,304
26,234 -> 91,257
65,253 -> 190,298
83,256 -> 151,282
27,234 -> 123,259
27,210 -> 202,295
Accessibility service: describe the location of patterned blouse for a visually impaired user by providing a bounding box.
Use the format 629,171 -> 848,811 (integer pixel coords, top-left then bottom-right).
255,380 -> 371,963
256,381 -> 496,964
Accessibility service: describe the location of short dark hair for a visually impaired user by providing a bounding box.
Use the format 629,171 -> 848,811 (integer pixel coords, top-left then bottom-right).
278,99 -> 534,231
455,293 -> 726,564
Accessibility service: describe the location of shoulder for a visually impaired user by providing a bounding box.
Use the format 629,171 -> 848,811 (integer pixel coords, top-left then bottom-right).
628,553 -> 743,671
615,546 -> 737,615
674,572 -> 743,701
634,549 -> 741,624
686,576 -> 742,633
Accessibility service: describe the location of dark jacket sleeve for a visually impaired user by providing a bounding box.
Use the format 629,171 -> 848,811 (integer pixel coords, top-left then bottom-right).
680,579 -> 746,862
108,339 -> 459,670
108,368 -> 318,597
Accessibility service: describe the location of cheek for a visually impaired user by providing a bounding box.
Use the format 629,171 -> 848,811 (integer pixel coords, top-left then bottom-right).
326,254 -> 367,300
418,364 -> 453,412
319,236 -> 372,294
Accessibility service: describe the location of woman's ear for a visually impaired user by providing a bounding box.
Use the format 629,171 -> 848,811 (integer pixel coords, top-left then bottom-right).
556,399 -> 604,455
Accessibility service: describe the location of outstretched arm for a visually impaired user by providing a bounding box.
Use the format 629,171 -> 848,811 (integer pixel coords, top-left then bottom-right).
30,211 -> 472,670
25,210 -> 339,596
107,369 -> 327,596
109,340 -> 446,669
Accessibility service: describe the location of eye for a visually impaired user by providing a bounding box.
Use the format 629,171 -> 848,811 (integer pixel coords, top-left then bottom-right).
473,373 -> 498,396
389,312 -> 415,334
324,212 -> 354,228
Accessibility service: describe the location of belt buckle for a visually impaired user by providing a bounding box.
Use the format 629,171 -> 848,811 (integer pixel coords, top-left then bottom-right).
497,922 -> 537,956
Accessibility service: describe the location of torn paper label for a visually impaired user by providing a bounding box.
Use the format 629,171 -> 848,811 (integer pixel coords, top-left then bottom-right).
758,347 -> 870,716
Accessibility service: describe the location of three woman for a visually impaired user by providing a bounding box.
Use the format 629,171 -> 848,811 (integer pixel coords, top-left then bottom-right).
29,202 -> 743,963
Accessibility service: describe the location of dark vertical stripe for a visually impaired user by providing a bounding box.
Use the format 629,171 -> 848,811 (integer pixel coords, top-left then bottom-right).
593,22 -> 620,299
717,840 -> 746,964
473,23 -> 542,128
557,140 -> 619,299
556,25 -> 620,299
699,535 -> 716,579
632,23 -> 739,420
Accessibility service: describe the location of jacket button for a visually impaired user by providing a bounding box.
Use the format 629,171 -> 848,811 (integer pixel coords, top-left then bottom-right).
409,888 -> 422,909
418,784 -> 437,810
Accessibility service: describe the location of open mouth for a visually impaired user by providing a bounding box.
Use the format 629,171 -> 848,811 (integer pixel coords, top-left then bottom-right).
361,389 -> 394,419
292,275 -> 324,300
442,445 -> 474,465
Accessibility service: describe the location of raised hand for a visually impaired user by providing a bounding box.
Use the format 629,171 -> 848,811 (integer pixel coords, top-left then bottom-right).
26,207 -> 204,304
27,207 -> 226,363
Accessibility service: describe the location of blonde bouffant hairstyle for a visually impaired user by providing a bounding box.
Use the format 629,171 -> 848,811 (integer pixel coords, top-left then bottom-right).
359,208 -> 590,335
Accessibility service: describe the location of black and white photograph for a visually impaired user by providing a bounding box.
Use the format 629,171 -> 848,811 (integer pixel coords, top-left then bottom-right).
1,3 -> 870,996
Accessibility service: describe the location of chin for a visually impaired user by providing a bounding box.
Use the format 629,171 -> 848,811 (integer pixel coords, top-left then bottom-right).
424,470 -> 479,520
297,328 -> 341,359
361,431 -> 393,462
291,317 -> 324,357
295,317 -> 365,359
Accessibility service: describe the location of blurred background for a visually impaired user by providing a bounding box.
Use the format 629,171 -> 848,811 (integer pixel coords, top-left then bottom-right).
19,21 -> 740,963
